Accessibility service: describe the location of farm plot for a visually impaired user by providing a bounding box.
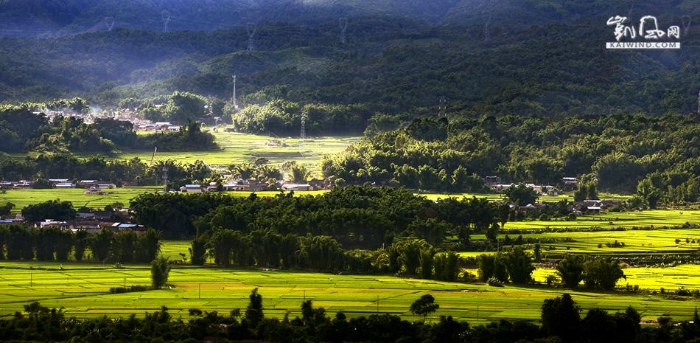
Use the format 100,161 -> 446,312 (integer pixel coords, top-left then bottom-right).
0,187 -> 161,212
532,265 -> 700,293
502,210 -> 700,231
118,132 -> 360,173
0,262 -> 698,324
505,227 -> 700,255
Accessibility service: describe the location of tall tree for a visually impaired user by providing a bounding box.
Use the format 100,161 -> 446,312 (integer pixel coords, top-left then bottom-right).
541,293 -> 580,343
245,288 -> 264,327
583,258 -> 625,290
505,247 -> 534,284
410,294 -> 439,321
556,254 -> 585,289
150,256 -> 171,290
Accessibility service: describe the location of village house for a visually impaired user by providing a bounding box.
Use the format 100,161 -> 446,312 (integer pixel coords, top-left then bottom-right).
55,182 -> 76,188
13,180 -> 34,189
180,184 -> 203,193
223,180 -> 269,191
281,183 -> 313,191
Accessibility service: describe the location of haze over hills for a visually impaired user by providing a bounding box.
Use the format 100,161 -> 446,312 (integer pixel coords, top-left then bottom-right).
1,0 -> 698,37
0,0 -> 699,118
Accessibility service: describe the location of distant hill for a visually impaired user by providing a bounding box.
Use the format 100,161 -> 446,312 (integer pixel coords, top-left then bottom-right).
1,0 -> 700,120
0,0 -> 459,37
3,0 -> 699,38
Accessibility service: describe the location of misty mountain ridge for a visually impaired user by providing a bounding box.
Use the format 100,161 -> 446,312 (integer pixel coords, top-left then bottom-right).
1,0 -> 698,38
1,0 -> 699,119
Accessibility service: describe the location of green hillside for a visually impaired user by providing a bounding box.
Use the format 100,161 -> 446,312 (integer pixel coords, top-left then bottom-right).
2,16 -> 700,117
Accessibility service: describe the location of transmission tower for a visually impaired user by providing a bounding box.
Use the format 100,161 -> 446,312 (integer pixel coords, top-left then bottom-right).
161,10 -> 171,33
232,75 -> 238,109
438,96 -> 447,117
299,110 -> 307,150
683,16 -> 692,36
339,17 -> 348,44
483,12 -> 492,42
104,17 -> 115,32
247,23 -> 256,51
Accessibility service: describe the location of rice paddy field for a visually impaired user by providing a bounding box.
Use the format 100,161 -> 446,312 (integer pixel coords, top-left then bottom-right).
467,226 -> 700,255
0,187 -> 162,212
1,261 -> 699,324
119,132 -> 361,173
502,210 -> 700,231
4,131 -> 700,324
0,188 -> 332,214
531,265 -> 700,292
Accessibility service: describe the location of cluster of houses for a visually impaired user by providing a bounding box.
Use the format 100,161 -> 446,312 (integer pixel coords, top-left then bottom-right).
486,176 -> 582,195
136,121 -> 181,132
0,179 -> 117,192
1,176 -> 330,194
511,199 -> 619,215
179,179 -> 329,193
0,210 -> 145,235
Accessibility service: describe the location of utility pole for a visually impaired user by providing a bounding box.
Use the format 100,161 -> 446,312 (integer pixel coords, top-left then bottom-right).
438,96 -> 447,117
300,110 -> 307,150
232,75 -> 238,109
162,166 -> 169,192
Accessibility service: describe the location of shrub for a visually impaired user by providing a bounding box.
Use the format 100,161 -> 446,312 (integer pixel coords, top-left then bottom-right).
487,277 -> 504,287
109,285 -> 150,294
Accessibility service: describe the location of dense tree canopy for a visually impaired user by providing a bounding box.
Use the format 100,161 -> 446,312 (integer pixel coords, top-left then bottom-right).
323,114 -> 700,194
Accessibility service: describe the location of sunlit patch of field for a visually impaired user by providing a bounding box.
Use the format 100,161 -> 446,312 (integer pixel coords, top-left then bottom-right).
0,259 -> 698,323
118,132 -> 360,176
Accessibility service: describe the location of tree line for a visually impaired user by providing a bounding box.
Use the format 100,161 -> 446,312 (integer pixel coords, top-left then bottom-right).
0,225 -> 161,263
3,292 -> 697,343
476,250 -> 625,291
130,186 -> 505,243
0,154 -> 213,190
193,230 -> 462,282
0,103 -> 217,155
323,114 -> 700,195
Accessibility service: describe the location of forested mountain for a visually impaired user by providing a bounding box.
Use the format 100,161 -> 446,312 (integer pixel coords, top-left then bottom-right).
2,0 -> 698,38
2,15 -> 700,118
2,1 -> 700,133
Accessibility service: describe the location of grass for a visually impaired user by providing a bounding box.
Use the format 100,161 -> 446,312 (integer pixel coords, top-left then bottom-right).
502,210 -> 700,231
0,187 -> 162,212
1,259 -> 699,324
0,188 -> 331,213
513,228 -> 700,255
117,132 -> 360,174
531,265 -> 700,292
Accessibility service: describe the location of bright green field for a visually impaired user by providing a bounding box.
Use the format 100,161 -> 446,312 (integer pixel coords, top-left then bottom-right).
466,226 -> 700,255
503,210 -> 700,231
0,187 -> 162,212
0,188 -> 330,213
515,228 -> 700,255
531,265 -> 700,292
119,132 -> 360,173
1,260 -> 699,324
